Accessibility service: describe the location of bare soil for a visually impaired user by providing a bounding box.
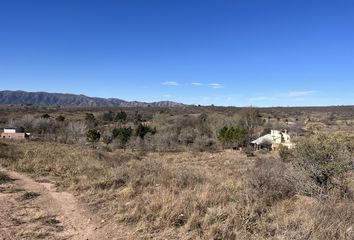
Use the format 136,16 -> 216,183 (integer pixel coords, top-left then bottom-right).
0,168 -> 126,240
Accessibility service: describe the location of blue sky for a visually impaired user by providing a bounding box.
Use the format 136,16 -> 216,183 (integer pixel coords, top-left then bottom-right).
1,0 -> 354,106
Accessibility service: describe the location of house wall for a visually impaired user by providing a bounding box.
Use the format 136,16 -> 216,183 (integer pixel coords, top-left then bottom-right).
0,133 -> 26,139
4,129 -> 16,134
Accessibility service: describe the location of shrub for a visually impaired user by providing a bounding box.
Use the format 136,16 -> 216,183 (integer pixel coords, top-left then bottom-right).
135,124 -> 156,139
102,111 -> 114,122
115,111 -> 127,123
86,129 -> 101,148
178,127 -> 197,146
41,113 -> 50,119
246,157 -> 297,206
218,126 -> 247,149
85,113 -> 97,127
278,145 -> 293,162
66,121 -> 86,143
112,127 -> 133,148
293,133 -> 353,190
56,115 -> 65,122
102,134 -> 113,147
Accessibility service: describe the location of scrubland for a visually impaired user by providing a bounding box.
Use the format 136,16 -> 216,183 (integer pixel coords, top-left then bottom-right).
2,133 -> 354,239
1,106 -> 354,239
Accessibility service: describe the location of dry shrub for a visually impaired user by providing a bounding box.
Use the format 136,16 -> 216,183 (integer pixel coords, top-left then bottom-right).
293,133 -> 354,195
0,142 -> 19,161
310,199 -> 354,239
4,137 -> 354,239
245,157 -> 297,206
0,171 -> 11,183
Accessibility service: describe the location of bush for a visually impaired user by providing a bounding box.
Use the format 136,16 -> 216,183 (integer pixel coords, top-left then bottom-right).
218,126 -> 247,149
279,145 -> 293,162
66,121 -> 86,143
41,113 -> 50,119
246,157 -> 297,206
56,115 -> 65,122
86,129 -> 101,148
102,111 -> 114,122
135,124 -> 156,139
112,127 -> 133,148
293,133 -> 353,190
85,113 -> 97,127
115,111 -> 127,123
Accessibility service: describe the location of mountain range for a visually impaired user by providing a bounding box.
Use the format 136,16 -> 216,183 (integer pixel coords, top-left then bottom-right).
0,90 -> 183,107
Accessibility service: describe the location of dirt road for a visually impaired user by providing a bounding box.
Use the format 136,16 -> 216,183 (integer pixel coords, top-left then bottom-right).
0,168 -> 113,240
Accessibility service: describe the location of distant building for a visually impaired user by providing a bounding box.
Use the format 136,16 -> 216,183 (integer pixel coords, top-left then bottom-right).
251,129 -> 295,151
0,128 -> 29,139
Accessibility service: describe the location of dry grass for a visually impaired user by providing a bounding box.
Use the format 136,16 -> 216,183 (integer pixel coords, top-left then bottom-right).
2,140 -> 354,239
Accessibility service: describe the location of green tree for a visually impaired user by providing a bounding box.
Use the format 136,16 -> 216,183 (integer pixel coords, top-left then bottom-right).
112,127 -> 133,148
85,113 -> 97,127
134,111 -> 143,124
56,115 -> 65,122
294,133 -> 353,190
85,113 -> 95,122
86,128 -> 101,148
41,113 -> 50,119
136,124 -> 156,139
115,111 -> 127,123
218,126 -> 247,148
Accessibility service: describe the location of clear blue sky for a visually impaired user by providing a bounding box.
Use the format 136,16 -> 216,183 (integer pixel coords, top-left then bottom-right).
1,0 -> 354,106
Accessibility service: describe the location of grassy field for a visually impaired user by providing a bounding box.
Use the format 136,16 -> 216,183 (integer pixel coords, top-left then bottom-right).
2,138 -> 354,239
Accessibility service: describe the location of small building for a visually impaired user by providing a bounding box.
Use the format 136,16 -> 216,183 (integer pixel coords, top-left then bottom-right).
0,128 -> 29,139
251,129 -> 295,151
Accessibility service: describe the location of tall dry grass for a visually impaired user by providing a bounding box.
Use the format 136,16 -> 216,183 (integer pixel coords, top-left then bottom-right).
1,136 -> 354,239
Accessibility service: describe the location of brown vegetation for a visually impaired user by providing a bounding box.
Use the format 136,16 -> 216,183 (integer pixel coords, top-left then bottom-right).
1,130 -> 354,239
2,105 -> 354,239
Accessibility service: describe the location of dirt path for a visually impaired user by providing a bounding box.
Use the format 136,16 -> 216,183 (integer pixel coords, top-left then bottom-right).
0,168 -> 112,240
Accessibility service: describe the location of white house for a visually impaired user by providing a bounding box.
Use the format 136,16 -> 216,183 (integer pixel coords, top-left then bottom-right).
0,128 -> 29,139
251,129 -> 295,151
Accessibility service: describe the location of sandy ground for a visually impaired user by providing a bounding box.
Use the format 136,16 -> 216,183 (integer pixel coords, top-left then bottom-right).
0,168 -> 126,240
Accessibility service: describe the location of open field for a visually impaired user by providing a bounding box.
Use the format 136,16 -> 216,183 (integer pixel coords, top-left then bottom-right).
1,105 -> 354,239
1,135 -> 354,239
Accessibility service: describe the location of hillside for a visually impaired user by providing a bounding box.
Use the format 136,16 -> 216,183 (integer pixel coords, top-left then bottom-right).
0,90 -> 183,107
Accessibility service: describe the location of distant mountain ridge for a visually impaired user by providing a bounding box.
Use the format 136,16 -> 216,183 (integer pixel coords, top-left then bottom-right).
0,90 -> 184,107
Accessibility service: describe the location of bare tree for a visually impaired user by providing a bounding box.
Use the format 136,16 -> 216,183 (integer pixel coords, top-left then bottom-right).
239,107 -> 262,142
19,115 -> 35,131
66,121 -> 87,143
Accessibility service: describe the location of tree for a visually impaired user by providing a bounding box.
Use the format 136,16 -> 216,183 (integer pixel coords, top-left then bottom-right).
67,121 -> 86,142
134,111 -> 143,124
136,124 -> 156,139
41,113 -> 50,119
115,111 -> 127,123
294,133 -> 352,191
56,115 -> 65,122
218,126 -> 248,148
239,107 -> 262,143
112,127 -> 133,148
85,113 -> 97,127
102,134 -> 113,147
86,129 -> 101,148
102,111 -> 114,122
